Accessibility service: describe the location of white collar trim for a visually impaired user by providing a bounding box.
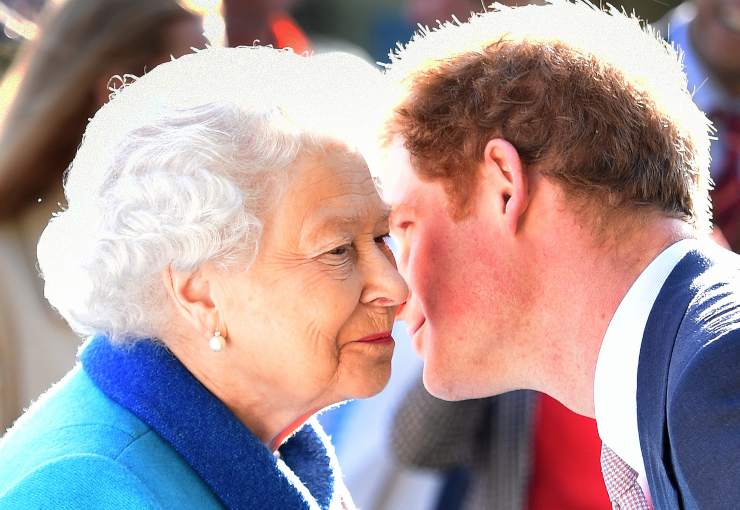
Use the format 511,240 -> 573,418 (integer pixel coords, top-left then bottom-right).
594,239 -> 695,478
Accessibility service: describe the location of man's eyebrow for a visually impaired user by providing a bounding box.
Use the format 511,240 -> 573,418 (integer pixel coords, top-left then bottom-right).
389,203 -> 412,221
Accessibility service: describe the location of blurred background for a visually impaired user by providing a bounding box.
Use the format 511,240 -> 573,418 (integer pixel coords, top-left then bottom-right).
294,0 -> 684,62
1,1 -> 730,510
0,0 -> 685,69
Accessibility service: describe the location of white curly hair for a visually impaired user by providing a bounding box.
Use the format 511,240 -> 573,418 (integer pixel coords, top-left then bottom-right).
37,46 -> 385,343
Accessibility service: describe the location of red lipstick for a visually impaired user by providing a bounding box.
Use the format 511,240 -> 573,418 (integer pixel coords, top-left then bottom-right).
354,331 -> 394,343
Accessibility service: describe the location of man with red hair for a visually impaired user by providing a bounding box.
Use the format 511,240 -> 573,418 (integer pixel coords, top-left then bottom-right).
379,1 -> 740,508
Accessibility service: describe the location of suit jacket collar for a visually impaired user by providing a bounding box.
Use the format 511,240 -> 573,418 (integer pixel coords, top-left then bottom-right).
636,248 -> 712,508
81,335 -> 337,510
595,239 -> 694,479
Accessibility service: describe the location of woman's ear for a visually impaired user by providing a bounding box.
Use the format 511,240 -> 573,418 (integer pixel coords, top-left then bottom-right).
162,265 -> 219,338
481,138 -> 528,235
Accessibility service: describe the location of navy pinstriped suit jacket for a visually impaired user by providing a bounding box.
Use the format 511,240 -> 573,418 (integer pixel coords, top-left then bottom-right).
637,244 -> 740,509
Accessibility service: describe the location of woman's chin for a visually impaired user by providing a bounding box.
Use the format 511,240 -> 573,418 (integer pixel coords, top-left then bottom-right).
340,364 -> 392,400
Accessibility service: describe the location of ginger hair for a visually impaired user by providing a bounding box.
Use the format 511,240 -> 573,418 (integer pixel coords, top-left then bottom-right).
383,1 -> 711,231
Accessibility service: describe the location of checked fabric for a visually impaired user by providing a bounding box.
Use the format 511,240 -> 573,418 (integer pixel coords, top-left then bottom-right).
600,444 -> 650,510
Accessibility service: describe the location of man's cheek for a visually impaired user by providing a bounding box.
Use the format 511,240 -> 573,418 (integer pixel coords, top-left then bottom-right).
390,230 -> 412,276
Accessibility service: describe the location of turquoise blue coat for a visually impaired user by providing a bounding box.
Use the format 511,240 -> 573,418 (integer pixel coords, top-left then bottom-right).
0,337 -> 345,509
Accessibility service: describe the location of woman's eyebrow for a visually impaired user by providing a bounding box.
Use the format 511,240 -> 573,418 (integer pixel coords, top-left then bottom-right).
376,208 -> 391,227
301,207 -> 391,244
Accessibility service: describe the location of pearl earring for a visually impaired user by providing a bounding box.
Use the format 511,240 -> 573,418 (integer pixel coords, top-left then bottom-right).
209,330 -> 225,352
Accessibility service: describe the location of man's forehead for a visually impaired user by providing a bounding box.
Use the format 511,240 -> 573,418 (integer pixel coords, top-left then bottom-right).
379,137 -> 420,207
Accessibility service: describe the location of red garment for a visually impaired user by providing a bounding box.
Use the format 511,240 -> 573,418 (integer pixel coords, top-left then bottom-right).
221,1 -> 310,54
709,111 -> 740,252
270,13 -> 310,54
528,394 -> 611,510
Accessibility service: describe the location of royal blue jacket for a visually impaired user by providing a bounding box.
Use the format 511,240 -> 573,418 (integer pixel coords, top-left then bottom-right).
637,244 -> 740,509
0,336 -> 346,509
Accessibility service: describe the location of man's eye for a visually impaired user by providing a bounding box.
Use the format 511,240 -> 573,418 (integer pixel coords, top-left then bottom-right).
392,220 -> 412,232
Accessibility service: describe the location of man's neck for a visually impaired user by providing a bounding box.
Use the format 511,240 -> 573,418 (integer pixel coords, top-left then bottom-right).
527,216 -> 694,417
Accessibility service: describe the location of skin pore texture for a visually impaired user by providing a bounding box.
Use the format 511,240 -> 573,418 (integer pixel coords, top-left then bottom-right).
385,137 -> 694,417
163,147 -> 408,449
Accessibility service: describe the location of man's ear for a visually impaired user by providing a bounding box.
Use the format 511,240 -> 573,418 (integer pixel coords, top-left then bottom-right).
162,265 -> 219,338
481,138 -> 528,234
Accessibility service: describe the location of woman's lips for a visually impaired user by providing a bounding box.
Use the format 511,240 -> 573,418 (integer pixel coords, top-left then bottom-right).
354,331 -> 394,343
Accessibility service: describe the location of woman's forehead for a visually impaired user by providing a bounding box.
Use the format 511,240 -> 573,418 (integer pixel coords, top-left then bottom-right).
287,148 -> 376,202
267,148 -> 388,243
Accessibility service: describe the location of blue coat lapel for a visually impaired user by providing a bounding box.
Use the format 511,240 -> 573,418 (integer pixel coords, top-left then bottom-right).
637,248 -> 710,509
81,336 -> 336,510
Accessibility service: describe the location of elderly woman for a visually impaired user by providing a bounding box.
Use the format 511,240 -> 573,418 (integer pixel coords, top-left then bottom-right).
0,47 -> 407,509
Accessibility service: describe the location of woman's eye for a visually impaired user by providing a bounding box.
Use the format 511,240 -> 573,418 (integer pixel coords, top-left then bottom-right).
327,244 -> 352,257
374,233 -> 391,245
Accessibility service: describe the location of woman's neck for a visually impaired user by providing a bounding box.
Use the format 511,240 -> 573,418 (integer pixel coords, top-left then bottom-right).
164,331 -> 324,452
268,409 -> 319,452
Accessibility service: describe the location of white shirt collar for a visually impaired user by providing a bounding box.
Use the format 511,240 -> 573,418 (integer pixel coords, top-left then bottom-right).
594,239 -> 695,479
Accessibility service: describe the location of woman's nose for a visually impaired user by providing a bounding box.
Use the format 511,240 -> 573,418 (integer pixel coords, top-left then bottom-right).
361,248 -> 409,307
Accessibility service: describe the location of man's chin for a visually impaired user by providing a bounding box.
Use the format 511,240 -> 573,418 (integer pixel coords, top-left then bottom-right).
422,361 -> 511,401
422,364 -> 474,401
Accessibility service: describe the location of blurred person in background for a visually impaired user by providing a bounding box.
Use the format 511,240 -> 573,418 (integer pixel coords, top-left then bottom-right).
405,0 -> 545,27
392,386 -> 611,510
0,0 -> 208,432
656,0 -> 740,251
370,0 -> 546,62
221,0 -> 309,53
370,0 -> 482,64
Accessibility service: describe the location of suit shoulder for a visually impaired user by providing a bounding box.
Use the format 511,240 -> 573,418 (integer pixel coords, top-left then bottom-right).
667,325 -> 740,508
671,247 -> 740,376
0,453 -> 161,509
639,245 -> 740,508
